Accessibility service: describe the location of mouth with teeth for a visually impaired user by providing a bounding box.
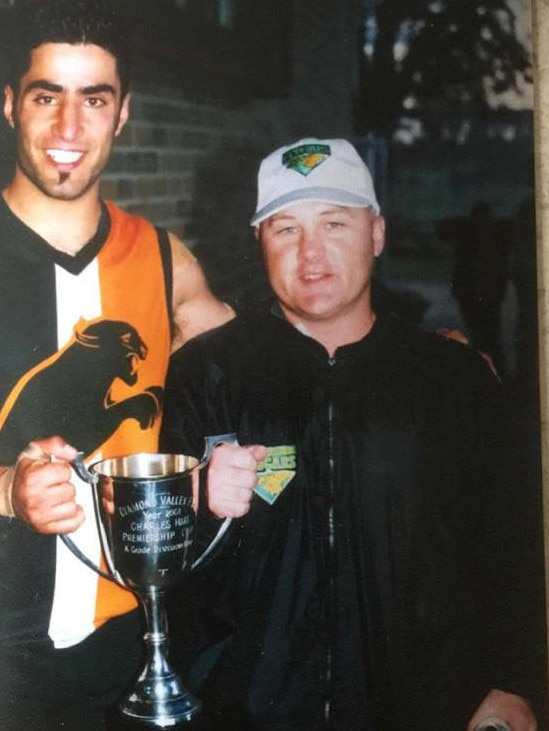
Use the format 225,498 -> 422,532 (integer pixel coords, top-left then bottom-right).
46,149 -> 84,166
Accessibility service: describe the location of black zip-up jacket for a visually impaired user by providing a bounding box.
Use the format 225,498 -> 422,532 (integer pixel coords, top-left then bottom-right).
162,306 -> 542,731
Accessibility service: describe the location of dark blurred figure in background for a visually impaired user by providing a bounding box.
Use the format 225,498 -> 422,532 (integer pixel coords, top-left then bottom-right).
438,201 -> 511,379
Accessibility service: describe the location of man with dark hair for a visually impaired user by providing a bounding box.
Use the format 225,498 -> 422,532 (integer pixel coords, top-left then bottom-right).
0,1 -> 255,728
162,138 -> 543,730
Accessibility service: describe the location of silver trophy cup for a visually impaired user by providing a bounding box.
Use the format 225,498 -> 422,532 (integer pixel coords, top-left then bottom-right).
62,435 -> 236,728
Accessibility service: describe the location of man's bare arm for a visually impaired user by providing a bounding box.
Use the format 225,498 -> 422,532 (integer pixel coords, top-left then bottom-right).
170,232 -> 235,353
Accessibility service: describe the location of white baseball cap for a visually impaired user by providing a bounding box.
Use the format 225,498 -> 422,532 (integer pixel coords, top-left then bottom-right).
250,137 -> 380,226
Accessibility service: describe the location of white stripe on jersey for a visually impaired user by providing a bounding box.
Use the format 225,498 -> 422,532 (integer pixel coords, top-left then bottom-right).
48,259 -> 105,648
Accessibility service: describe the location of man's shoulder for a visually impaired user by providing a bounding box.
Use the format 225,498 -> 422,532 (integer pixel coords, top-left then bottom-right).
380,314 -> 469,358
169,306 -> 281,371
103,200 -> 161,239
0,196 -> 30,247
177,307 -> 269,350
101,201 -> 169,275
378,314 -> 498,389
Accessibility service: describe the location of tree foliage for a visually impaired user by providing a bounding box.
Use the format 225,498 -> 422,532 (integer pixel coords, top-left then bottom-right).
353,0 -> 532,137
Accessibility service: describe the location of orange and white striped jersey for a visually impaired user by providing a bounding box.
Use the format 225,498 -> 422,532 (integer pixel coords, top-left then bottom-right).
0,199 -> 192,647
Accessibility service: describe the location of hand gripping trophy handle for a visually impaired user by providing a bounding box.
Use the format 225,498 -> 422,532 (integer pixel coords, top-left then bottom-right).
60,433 -> 238,728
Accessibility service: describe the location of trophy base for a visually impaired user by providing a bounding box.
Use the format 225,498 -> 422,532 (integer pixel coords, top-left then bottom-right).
119,671 -> 202,728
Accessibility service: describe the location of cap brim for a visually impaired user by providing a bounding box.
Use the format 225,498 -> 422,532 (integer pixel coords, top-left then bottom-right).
250,187 -> 379,226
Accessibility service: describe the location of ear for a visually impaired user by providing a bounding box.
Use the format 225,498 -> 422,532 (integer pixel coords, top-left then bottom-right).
4,86 -> 15,129
372,214 -> 386,258
114,92 -> 130,137
253,226 -> 261,242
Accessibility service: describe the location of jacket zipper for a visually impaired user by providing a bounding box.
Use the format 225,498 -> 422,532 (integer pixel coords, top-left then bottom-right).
324,357 -> 337,727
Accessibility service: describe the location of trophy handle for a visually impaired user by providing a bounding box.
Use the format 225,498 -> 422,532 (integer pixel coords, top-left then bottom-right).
198,433 -> 239,468
191,433 -> 238,570
71,451 -> 97,484
59,453 -> 117,583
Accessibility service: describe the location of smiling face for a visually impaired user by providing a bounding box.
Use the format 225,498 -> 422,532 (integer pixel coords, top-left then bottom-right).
3,42 -> 129,203
258,201 -> 385,341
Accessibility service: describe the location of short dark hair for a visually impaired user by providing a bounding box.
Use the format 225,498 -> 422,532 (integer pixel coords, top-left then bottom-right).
6,0 -> 132,98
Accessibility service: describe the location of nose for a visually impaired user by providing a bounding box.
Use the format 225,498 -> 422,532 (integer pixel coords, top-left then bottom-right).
298,228 -> 324,260
52,99 -> 81,142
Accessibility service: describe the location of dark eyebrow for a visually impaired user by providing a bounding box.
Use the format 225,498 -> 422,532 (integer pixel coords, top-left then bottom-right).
23,80 -> 116,96
81,84 -> 117,96
24,80 -> 63,94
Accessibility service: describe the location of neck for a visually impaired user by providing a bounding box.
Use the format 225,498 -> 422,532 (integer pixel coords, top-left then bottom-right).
3,176 -> 102,255
283,305 -> 377,358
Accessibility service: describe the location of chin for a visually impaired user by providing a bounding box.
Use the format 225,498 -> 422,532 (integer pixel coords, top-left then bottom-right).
297,297 -> 337,316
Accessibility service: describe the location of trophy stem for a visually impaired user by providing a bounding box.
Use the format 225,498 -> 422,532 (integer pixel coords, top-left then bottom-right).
119,589 -> 201,727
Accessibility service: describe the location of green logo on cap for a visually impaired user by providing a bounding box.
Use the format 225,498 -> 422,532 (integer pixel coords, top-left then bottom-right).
282,143 -> 331,177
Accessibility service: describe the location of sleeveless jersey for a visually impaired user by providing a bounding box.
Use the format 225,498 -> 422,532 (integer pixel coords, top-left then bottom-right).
0,198 -> 189,647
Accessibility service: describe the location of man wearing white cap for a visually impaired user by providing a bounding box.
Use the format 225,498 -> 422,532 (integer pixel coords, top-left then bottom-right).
162,139 -> 541,730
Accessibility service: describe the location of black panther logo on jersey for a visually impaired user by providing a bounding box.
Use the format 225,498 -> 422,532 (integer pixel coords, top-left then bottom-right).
0,318 -> 163,460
